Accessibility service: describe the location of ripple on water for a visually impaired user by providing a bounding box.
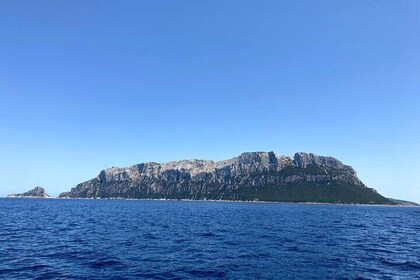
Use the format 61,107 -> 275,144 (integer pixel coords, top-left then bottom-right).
0,199 -> 418,279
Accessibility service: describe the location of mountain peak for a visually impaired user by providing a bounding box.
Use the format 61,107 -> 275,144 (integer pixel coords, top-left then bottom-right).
293,152 -> 344,168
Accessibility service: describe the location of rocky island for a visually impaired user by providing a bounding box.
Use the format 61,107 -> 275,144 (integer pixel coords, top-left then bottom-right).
8,186 -> 51,198
60,151 -> 399,204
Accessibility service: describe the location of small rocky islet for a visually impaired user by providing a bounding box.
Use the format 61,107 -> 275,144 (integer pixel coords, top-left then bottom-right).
7,186 -> 51,198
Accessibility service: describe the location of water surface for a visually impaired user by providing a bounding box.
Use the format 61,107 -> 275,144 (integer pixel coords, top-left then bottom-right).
0,199 -> 418,279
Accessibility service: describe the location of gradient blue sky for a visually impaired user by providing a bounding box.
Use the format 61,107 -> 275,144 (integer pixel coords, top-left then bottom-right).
1,1 -> 419,201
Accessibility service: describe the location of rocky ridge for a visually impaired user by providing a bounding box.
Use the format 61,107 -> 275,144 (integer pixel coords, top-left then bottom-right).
59,152 -> 393,204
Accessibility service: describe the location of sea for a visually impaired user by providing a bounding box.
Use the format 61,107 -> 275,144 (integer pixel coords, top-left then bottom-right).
0,198 -> 419,279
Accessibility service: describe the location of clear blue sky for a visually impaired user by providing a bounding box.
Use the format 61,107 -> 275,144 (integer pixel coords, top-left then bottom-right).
1,1 -> 419,202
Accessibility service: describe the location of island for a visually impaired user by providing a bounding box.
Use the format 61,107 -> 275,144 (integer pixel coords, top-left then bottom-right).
59,151 -> 407,205
8,186 -> 51,198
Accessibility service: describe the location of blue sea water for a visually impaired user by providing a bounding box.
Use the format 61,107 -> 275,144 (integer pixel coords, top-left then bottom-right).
0,199 -> 419,279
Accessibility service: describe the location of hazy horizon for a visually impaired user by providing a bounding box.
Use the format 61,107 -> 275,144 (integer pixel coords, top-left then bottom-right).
1,1 -> 419,202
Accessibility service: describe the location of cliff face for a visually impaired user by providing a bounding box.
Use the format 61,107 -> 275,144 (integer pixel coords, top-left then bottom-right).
8,186 -> 50,198
59,152 -> 393,204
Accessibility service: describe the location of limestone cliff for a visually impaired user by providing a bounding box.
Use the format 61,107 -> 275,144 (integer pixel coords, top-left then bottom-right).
59,152 -> 393,204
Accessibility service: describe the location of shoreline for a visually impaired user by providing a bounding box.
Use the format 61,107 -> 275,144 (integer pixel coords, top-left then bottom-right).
3,196 -> 418,206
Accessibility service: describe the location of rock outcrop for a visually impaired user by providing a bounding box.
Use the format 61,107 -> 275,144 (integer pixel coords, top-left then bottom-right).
388,198 -> 419,206
59,152 -> 394,204
8,186 -> 51,198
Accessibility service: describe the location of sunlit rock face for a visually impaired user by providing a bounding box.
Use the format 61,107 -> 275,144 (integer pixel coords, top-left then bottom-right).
59,152 -> 393,204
